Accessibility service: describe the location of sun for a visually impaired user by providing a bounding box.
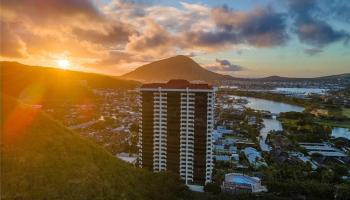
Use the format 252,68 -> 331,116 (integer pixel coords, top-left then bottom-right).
56,59 -> 70,69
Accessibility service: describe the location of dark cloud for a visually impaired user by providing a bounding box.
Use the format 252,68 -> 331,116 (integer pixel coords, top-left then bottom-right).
184,31 -> 238,48
304,48 -> 323,56
1,0 -> 101,23
296,20 -> 349,47
184,5 -> 289,49
73,23 -> 134,46
129,32 -> 169,51
288,0 -> 315,16
288,0 -> 349,47
206,59 -> 244,72
126,21 -> 175,57
290,0 -> 350,24
323,0 -> 350,23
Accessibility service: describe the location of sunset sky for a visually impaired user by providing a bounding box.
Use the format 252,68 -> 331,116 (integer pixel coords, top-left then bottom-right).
1,0 -> 349,78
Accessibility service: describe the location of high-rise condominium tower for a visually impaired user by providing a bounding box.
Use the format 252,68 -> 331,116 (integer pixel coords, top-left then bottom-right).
138,79 -> 215,186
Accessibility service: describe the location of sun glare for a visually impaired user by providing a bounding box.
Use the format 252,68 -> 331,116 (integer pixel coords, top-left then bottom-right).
57,59 -> 70,69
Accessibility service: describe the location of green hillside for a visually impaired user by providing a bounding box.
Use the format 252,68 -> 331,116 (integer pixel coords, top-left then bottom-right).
1,61 -> 140,105
1,97 -> 187,200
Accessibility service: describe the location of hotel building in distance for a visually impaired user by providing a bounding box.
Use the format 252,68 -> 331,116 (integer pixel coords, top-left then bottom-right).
138,79 -> 215,187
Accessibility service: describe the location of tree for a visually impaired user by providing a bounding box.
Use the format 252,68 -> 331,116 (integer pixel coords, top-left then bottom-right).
204,182 -> 221,194
336,184 -> 350,200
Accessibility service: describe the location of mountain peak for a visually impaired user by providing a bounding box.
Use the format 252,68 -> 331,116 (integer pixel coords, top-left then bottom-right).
170,55 -> 197,62
172,54 -> 192,59
121,55 -> 228,82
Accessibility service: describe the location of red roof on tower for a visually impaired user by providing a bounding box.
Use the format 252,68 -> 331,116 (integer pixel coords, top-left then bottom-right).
141,79 -> 213,89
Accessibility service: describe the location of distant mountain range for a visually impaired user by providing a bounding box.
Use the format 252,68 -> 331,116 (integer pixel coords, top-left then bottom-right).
121,55 -> 350,83
252,74 -> 350,82
1,59 -> 349,91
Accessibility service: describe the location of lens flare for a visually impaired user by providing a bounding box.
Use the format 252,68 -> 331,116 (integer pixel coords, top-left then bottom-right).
3,98 -> 40,145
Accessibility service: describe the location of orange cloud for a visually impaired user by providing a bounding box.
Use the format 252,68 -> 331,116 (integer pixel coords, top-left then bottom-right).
0,20 -> 28,58
0,0 -> 295,75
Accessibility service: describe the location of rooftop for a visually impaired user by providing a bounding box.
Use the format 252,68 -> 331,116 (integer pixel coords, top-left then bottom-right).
222,173 -> 268,193
299,142 -> 348,157
141,79 -> 213,89
224,173 -> 260,185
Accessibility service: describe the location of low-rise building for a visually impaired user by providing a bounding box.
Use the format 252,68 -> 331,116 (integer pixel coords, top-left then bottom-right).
221,173 -> 267,193
243,147 -> 267,168
214,144 -> 237,154
290,152 -> 318,170
215,155 -> 231,162
299,142 -> 348,157
213,126 -> 236,141
116,153 -> 138,165
215,153 -> 240,163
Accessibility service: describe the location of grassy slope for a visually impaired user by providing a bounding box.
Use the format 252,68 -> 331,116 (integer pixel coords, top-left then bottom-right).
1,97 -> 187,200
315,120 -> 350,129
342,107 -> 350,118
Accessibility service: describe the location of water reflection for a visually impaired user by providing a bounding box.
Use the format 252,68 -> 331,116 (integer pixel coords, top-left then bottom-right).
331,127 -> 350,140
230,96 -> 304,151
260,119 -> 283,151
229,95 -> 349,150
230,95 -> 304,114
272,88 -> 327,96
